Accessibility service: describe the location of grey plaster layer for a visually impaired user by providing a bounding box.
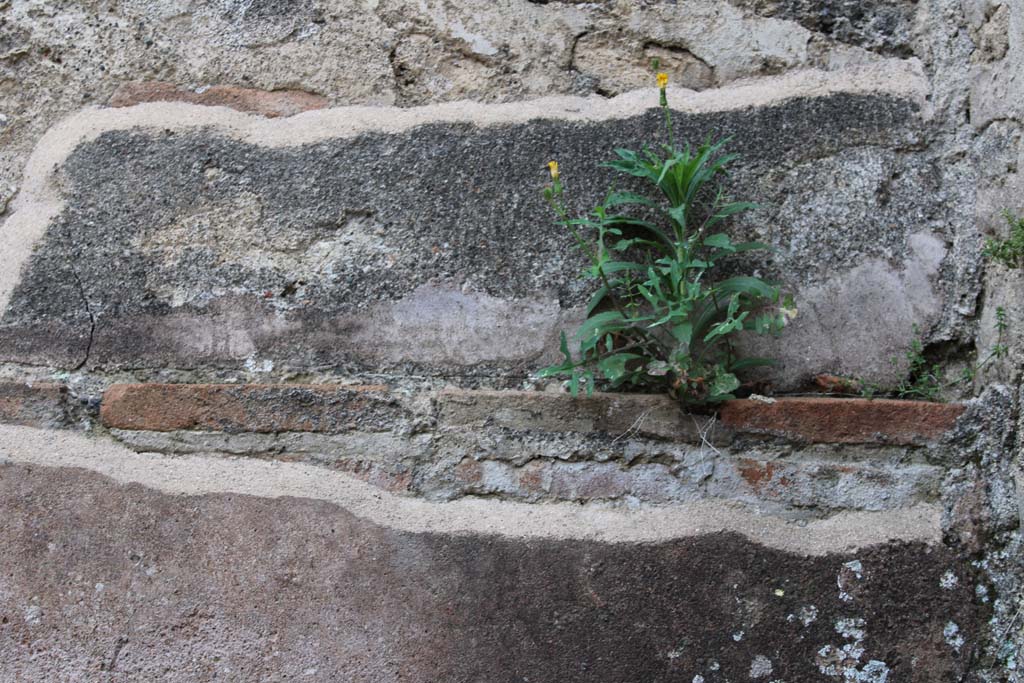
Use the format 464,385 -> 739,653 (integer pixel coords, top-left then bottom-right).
0,456 -> 977,683
0,84 -> 967,388
0,424 -> 942,552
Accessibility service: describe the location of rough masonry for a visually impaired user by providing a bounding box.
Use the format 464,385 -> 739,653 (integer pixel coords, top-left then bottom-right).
0,0 -> 1020,680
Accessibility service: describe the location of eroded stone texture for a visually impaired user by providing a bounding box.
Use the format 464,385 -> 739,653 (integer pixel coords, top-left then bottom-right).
0,461 -> 980,682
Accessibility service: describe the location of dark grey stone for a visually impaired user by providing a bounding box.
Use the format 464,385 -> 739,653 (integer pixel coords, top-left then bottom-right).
0,93 -> 926,375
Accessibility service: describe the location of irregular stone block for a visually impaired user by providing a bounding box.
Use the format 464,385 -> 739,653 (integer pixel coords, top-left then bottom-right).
720,397 -> 966,445
449,458 -> 707,505
0,382 -> 66,428
437,388 -> 725,443
726,457 -> 943,512
100,383 -> 404,434
439,443 -> 940,512
0,72 -> 946,391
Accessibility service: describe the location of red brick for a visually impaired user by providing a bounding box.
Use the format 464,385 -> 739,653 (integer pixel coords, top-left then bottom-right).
0,382 -> 66,428
100,384 -> 398,434
719,397 -> 965,445
108,82 -> 329,118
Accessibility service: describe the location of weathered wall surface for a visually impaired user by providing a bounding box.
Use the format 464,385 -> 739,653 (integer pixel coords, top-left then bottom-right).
0,0 -> 1021,680
1,77 -> 945,388
0,413 -> 997,678
0,0 -> 1008,390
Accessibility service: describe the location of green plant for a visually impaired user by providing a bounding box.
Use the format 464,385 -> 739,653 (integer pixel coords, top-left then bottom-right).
538,74 -> 794,405
893,325 -> 944,401
891,310 -> 1009,401
984,211 -> 1024,269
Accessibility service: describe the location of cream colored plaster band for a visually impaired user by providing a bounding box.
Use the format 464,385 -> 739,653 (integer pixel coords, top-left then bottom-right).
0,62 -> 928,313
0,425 -> 941,553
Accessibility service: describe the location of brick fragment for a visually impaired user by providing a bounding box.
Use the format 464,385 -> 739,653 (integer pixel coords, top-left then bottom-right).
0,382 -> 66,428
100,384 -> 398,434
720,397 -> 965,445
108,82 -> 329,118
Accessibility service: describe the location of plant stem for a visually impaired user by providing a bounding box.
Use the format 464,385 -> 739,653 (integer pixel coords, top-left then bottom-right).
660,96 -> 675,150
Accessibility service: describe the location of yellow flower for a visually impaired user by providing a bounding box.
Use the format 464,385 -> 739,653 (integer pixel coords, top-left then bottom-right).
657,72 -> 669,89
548,160 -> 560,180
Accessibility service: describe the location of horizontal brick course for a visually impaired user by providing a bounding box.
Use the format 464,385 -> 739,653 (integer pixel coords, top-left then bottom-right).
0,382 -> 66,428
100,384 -> 400,434
719,397 -> 965,445
108,81 -> 329,117
100,385 -> 965,446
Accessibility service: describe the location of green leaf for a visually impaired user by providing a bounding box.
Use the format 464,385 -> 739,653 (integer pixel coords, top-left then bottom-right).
671,322 -> 693,345
569,370 -> 581,396
585,284 -> 613,317
575,311 -> 627,343
704,201 -> 757,230
536,363 -> 571,378
598,353 -> 642,381
667,204 -> 687,230
604,159 -> 655,179
606,216 -> 674,245
715,276 -> 777,300
729,357 -> 776,372
707,372 -> 740,399
703,233 -> 735,250
703,311 -> 748,343
605,191 -> 656,208
602,261 -> 646,274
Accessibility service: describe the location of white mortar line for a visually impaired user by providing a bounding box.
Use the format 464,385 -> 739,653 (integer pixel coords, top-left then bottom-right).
0,424 -> 941,553
0,62 -> 928,314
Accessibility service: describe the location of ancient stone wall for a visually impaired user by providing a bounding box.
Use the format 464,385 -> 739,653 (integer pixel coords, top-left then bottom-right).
0,0 -> 1021,680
